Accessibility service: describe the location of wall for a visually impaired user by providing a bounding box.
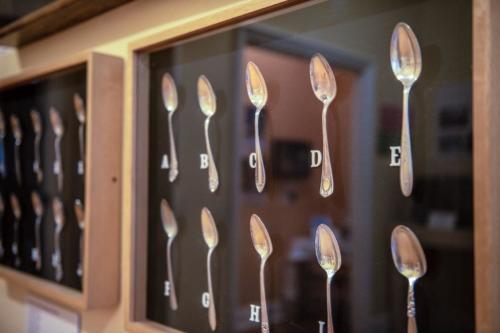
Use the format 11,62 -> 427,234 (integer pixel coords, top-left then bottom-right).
0,1 -> 286,332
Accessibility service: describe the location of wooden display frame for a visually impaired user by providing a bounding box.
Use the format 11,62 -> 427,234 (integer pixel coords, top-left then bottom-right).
124,0 -> 499,332
0,51 -> 123,311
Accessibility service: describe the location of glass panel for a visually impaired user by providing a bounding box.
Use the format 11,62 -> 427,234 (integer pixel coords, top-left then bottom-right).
142,0 -> 473,332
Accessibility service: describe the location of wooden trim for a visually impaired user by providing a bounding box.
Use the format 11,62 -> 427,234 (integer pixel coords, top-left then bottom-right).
473,0 -> 500,332
0,51 -> 123,311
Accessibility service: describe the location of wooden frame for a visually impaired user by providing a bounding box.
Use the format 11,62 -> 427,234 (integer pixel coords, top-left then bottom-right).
124,0 -> 499,332
0,51 -> 123,311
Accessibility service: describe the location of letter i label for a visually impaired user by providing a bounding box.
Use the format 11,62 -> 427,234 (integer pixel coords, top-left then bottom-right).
318,321 -> 325,333
249,304 -> 260,322
164,281 -> 171,296
161,154 -> 169,169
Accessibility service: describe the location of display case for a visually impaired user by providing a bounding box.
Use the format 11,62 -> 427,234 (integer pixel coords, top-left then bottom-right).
125,0 -> 497,332
0,52 -> 122,310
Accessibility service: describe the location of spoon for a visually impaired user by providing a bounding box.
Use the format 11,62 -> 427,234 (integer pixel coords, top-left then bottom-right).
10,115 -> 23,185
74,94 -> 86,175
30,110 -> 43,184
31,191 -> 44,271
50,107 -> 64,192
52,197 -> 65,282
390,22 -> 422,197
310,53 -> 336,198
10,193 -> 21,267
315,224 -> 342,333
201,207 -> 219,331
246,62 -> 268,193
74,199 -> 85,277
0,110 -> 5,177
197,75 -> 219,192
160,198 -> 178,310
250,214 -> 273,333
0,195 -> 4,258
162,73 -> 179,182
391,225 -> 427,333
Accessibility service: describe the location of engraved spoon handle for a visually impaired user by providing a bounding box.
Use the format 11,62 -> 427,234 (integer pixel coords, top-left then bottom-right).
78,124 -> 85,174
407,279 -> 417,333
14,142 -> 21,185
260,259 -> 269,333
320,103 -> 334,197
254,109 -> 265,192
35,217 -> 42,270
167,237 -> 178,310
204,118 -> 219,192
168,112 -> 178,182
207,248 -> 216,331
326,275 -> 334,333
400,87 -> 413,197
55,137 -> 63,192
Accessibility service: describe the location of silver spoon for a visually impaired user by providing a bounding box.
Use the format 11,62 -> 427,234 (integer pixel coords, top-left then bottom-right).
52,197 -> 65,282
391,225 -> 427,333
315,224 -> 342,333
162,73 -> 179,182
74,199 -> 84,278
201,207 -> 219,331
310,54 -> 336,198
250,214 -> 273,333
390,22 -> 422,197
197,75 -> 219,193
0,195 -> 4,258
246,62 -> 268,193
74,94 -> 86,175
0,110 -> 5,177
31,191 -> 44,271
10,115 -> 23,185
30,110 -> 43,184
10,193 -> 21,267
50,108 -> 64,192
160,198 -> 178,310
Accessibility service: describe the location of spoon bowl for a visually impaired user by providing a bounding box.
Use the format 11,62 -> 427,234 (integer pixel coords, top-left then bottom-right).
10,115 -> 22,142
74,199 -> 84,229
10,194 -> 21,220
160,198 -> 178,238
250,214 -> 272,260
310,53 -> 337,104
391,225 -> 427,279
31,192 -> 44,217
0,110 -> 5,138
390,23 -> 422,87
30,110 -> 42,135
50,108 -> 64,137
246,62 -> 268,110
74,94 -> 86,124
315,224 -> 341,277
197,75 -> 216,117
162,73 -> 178,113
52,198 -> 65,229
201,207 -> 218,249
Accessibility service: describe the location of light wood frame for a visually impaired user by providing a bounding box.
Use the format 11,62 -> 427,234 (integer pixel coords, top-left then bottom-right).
0,51 -> 123,311
124,0 -> 499,332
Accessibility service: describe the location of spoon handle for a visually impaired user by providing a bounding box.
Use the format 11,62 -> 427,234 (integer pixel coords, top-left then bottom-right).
34,136 -> 43,183
254,110 -> 266,192
12,219 -> 19,265
400,87 -> 413,197
0,140 -> 6,177
168,112 -> 179,182
204,118 -> 219,192
260,260 -> 269,333
35,217 -> 42,270
78,124 -> 85,175
326,275 -> 334,333
207,248 -> 216,331
14,143 -> 21,185
320,103 -> 334,197
54,227 -> 63,281
407,280 -> 417,333
55,137 -> 63,193
166,237 -> 178,310
77,226 -> 83,277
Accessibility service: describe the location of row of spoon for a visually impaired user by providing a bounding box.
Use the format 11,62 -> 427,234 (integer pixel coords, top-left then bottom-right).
0,192 -> 85,281
0,93 -> 86,192
159,198 -> 427,333
161,22 -> 421,198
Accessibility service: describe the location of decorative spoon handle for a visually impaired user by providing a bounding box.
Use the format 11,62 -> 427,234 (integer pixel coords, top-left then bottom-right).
168,112 -> 178,182
34,135 -> 43,183
14,142 -> 21,185
260,260 -> 269,333
54,228 -> 63,281
166,237 -> 178,310
78,124 -> 85,175
12,220 -> 19,266
204,118 -> 219,192
407,280 -> 417,333
320,103 -> 334,197
400,87 -> 413,197
55,137 -> 63,192
35,217 -> 42,270
326,275 -> 334,333
207,248 -> 216,331
254,109 -> 266,192
77,227 -> 83,277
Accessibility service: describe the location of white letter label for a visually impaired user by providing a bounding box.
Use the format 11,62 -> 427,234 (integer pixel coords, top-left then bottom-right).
311,150 -> 322,168
389,146 -> 401,166
319,321 -> 325,333
249,304 -> 260,322
200,154 -> 209,169
202,292 -> 210,308
53,161 -> 60,175
161,154 -> 169,169
249,153 -> 257,169
164,281 -> 170,296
